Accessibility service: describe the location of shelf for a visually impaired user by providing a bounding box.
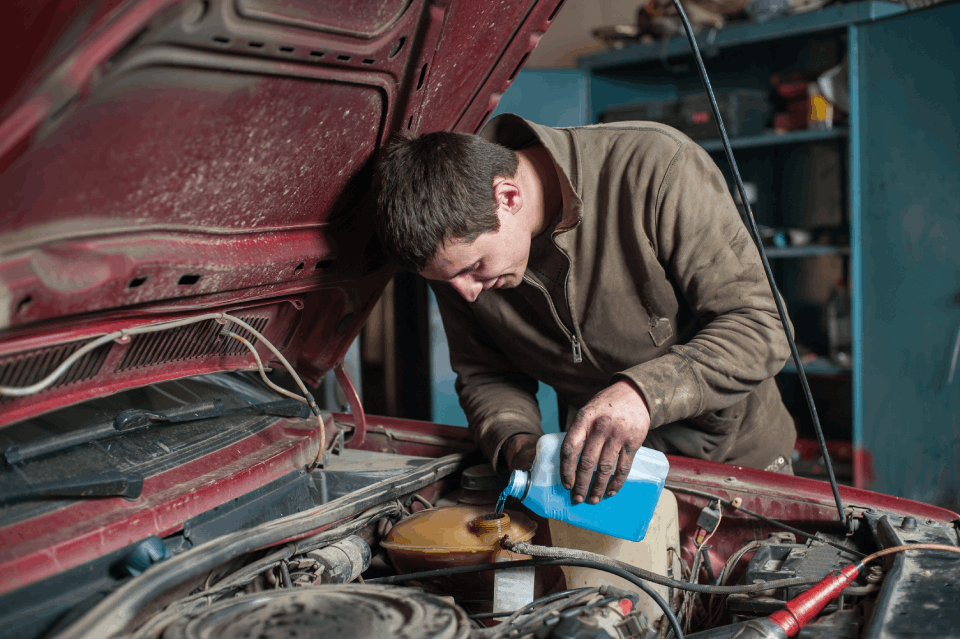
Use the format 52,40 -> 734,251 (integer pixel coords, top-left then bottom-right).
578,1 -> 905,70
763,245 -> 850,258
697,128 -> 847,152
781,359 -> 850,374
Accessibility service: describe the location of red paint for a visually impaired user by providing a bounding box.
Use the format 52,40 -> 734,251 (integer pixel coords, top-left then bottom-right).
0,0 -> 548,435
666,455 -> 958,583
794,438 -> 853,462
667,454 -> 960,523
0,94 -> 51,174
0,299 -> 310,428
0,417 -> 325,595
768,563 -> 860,636
853,446 -> 875,489
335,363 -> 367,445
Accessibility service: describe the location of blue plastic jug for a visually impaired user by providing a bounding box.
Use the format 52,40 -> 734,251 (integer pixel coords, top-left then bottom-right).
502,433 -> 669,542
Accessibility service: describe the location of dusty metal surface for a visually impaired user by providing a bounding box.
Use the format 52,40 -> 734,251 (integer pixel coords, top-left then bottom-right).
162,585 -> 472,639
0,0 -> 563,426
863,513 -> 960,639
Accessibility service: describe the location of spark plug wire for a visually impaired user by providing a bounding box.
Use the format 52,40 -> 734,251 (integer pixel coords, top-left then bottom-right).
767,543 -> 960,637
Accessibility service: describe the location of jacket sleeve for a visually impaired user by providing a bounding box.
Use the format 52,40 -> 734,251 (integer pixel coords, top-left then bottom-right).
614,142 -> 792,429
431,282 -> 545,469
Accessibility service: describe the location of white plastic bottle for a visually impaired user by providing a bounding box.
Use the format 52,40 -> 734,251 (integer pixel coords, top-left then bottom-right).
502,433 -> 669,542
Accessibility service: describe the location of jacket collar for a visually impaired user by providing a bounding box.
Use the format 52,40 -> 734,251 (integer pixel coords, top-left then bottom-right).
480,114 -> 582,233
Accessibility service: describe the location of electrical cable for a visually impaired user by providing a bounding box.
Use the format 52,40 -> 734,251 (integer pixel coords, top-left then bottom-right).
218,314 -> 326,444
128,504 -> 401,639
369,557 -> 684,639
665,484 -> 865,559
669,0 -> 847,529
410,494 -> 434,510
860,542 -> 960,564
467,588 -> 595,619
0,312 -> 320,415
0,313 -> 226,397
762,543 -> 960,637
224,331 -> 307,404
59,453 -> 466,639
504,594 -> 620,639
706,540 -> 762,627
698,500 -> 723,550
499,541 -> 819,595
718,541 -> 760,587
224,330 -> 324,461
684,498 -> 723,630
0,310 -> 329,471
491,589 -> 600,639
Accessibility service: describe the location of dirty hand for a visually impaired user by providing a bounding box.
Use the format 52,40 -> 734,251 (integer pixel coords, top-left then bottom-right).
560,380 -> 650,504
503,433 -> 540,472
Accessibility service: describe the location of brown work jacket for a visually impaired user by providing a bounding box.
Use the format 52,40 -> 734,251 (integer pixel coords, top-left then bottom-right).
432,114 -> 796,471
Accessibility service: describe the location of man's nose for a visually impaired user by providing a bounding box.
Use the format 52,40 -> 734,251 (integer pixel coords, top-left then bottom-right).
451,276 -> 482,302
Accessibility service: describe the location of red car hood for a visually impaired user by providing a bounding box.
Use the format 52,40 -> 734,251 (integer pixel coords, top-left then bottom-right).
0,0 -> 563,428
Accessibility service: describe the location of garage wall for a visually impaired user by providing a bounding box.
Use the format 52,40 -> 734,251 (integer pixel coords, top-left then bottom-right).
527,0 -> 641,68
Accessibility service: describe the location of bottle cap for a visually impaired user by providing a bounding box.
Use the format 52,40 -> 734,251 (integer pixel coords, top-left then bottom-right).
505,469 -> 530,501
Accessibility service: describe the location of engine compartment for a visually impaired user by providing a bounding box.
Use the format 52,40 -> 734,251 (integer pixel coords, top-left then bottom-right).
2,377 -> 959,639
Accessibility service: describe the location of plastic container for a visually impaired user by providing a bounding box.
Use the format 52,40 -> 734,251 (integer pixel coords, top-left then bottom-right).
380,505 -> 537,599
548,488 -> 680,623
502,433 -> 669,542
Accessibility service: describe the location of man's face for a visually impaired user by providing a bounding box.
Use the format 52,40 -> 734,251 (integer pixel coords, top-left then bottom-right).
419,209 -> 532,303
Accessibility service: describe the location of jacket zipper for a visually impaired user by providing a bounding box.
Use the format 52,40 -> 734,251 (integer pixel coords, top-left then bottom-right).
523,275 -> 582,364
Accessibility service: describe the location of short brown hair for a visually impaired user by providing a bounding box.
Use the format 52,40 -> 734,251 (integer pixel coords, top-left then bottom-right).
374,130 -> 519,271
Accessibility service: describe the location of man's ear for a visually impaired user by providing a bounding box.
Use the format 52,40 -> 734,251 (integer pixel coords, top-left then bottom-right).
493,177 -> 522,215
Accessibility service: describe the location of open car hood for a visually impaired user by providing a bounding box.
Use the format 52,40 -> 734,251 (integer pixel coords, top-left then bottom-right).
4,7 -> 960,639
0,0 -> 563,428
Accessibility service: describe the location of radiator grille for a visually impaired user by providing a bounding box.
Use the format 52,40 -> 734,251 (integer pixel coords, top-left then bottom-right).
0,340 -> 110,403
117,316 -> 270,372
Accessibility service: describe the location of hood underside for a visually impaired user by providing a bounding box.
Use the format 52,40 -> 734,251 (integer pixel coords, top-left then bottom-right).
0,0 -> 564,428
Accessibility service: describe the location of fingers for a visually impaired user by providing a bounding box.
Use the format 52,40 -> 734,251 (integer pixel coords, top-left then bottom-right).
586,439 -> 624,504
560,411 -> 589,490
604,445 -> 637,497
572,422 -> 607,504
561,381 -> 650,502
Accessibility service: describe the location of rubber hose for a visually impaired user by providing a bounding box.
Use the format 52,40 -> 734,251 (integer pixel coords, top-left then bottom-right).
504,541 -> 818,595
468,588 -> 595,619
368,557 -> 684,639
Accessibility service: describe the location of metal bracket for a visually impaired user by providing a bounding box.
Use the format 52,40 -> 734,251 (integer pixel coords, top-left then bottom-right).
334,361 -> 367,445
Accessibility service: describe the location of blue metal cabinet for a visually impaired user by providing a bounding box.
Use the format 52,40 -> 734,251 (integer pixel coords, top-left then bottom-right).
855,3 -> 960,506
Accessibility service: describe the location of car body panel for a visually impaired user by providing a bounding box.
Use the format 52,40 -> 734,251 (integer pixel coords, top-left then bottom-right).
0,0 -> 561,429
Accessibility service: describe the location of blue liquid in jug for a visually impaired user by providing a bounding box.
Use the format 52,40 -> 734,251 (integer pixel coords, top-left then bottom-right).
557,477 -> 663,541
501,433 -> 668,542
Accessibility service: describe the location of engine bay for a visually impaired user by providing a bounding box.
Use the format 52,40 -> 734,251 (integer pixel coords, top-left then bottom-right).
3,387 -> 958,639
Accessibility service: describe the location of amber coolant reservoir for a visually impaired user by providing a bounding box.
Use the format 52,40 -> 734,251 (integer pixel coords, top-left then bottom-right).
381,505 -> 537,599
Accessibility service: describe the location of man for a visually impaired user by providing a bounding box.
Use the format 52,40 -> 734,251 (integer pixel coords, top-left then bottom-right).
375,114 -> 796,506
